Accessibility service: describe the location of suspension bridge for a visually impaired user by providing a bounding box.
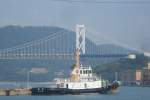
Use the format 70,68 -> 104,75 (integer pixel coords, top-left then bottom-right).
0,25 -> 136,60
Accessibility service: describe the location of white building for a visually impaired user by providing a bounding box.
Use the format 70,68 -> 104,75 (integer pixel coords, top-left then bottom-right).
144,52 -> 150,57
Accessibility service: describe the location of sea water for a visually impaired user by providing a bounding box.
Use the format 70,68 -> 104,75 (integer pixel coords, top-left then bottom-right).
0,86 -> 150,100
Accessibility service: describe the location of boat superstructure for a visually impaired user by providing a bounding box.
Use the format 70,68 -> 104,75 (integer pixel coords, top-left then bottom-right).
55,65 -> 102,90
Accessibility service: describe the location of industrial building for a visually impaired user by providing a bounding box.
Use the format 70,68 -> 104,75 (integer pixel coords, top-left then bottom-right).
119,62 -> 150,86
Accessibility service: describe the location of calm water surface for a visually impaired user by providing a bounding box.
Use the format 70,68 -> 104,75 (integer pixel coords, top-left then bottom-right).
0,87 -> 150,100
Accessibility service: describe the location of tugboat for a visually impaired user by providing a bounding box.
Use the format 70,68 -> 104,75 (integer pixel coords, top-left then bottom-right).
31,25 -> 119,95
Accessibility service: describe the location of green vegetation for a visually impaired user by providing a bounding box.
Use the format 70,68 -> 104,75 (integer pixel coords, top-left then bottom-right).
94,54 -> 150,80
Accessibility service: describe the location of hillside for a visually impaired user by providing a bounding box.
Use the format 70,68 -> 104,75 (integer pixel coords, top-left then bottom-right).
94,54 -> 150,80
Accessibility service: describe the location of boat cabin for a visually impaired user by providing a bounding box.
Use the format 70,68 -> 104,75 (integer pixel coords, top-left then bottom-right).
80,66 -> 93,81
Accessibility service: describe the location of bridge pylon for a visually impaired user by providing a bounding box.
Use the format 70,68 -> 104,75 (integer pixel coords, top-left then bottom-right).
76,24 -> 86,54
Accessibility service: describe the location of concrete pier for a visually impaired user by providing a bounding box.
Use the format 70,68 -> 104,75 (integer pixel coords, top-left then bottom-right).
0,88 -> 31,96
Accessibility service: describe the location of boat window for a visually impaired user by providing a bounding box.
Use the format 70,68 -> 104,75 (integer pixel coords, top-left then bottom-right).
86,70 -> 88,74
89,70 -> 92,74
84,83 -> 87,88
83,70 -> 86,74
80,70 -> 82,74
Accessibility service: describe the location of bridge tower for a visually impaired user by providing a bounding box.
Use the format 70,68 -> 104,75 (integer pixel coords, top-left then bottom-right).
76,24 -> 86,54
71,24 -> 86,82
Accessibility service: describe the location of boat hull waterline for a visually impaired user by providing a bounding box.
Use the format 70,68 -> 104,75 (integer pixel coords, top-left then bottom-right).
31,82 -> 119,95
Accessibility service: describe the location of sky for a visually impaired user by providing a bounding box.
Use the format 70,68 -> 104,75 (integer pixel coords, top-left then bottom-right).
0,0 -> 150,52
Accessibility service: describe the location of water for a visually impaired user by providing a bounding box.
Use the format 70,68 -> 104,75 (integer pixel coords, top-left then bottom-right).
0,86 -> 150,100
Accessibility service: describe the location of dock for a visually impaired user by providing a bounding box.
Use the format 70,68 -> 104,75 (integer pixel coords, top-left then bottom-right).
0,88 -> 31,96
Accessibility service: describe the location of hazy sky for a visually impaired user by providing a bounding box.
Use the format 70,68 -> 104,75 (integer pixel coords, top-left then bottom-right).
0,0 -> 150,52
